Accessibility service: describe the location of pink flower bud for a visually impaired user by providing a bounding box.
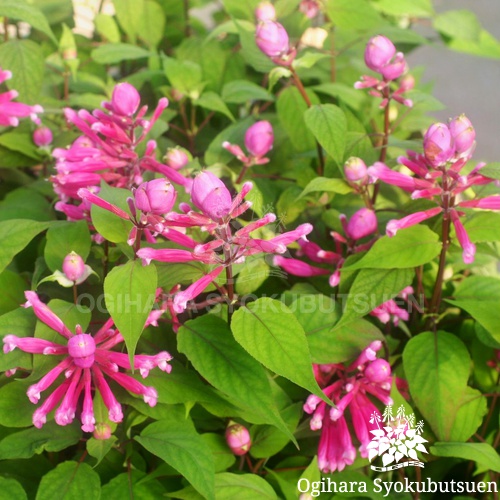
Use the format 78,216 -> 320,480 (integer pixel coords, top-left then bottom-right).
244,121 -> 274,158
380,53 -> 406,81
225,422 -> 251,456
364,36 -> 396,72
399,74 -> 415,92
346,208 -> 377,240
364,359 -> 391,383
255,2 -> 276,21
63,251 -> 86,282
134,178 -> 177,215
33,126 -> 53,147
191,171 -> 232,220
164,147 -> 191,170
344,157 -> 367,182
449,114 -> 475,156
93,423 -> 112,440
256,21 -> 290,58
111,82 -> 140,117
300,0 -> 320,19
68,333 -> 96,368
423,122 -> 454,167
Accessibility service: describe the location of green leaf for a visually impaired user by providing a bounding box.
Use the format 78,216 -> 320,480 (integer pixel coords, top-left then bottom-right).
36,461 -> 100,500
235,256 -> 269,295
372,0 -> 434,17
337,268 -> 414,326
201,434 -> 236,473
0,132 -> 40,160
196,91 -> 235,122
326,0 -> 386,30
480,162 -> 500,180
297,177 -> 353,200
0,307 -> 34,373
137,0 -> 165,48
293,52 -> 331,70
0,269 -> 27,315
0,187 -> 54,222
430,442 -> 500,473
0,477 -> 27,500
44,220 -> 91,272
163,56 -> 203,98
313,83 -> 366,111
86,436 -> 118,467
104,259 -> 157,362
434,10 -> 482,41
0,40 -> 44,104
231,298 -> 327,402
0,381 -> 36,428
94,14 -> 121,43
234,19 -> 275,73
91,43 -> 152,64
343,226 -> 441,270
0,0 -> 57,43
451,387 -> 488,442
90,184 -> 133,243
222,80 -> 274,104
135,416 -> 215,500
0,219 -> 51,275
100,471 -> 165,499
113,0 -> 144,43
0,423 -> 81,460
212,473 -> 277,499
463,211 -> 500,242
304,104 -> 347,165
403,331 -> 474,441
177,315 -> 294,441
277,87 -> 317,152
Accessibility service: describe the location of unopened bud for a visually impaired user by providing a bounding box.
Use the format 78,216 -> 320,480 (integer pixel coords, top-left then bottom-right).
256,21 -> 290,58
423,122 -> 454,167
93,423 -> 112,440
449,114 -> 475,156
255,2 -> 276,21
191,171 -> 232,220
33,126 -> 53,147
346,208 -> 377,240
225,422 -> 251,456
62,252 -> 86,282
134,178 -> 177,215
245,121 -> 274,158
364,36 -> 396,72
364,359 -> 391,383
111,82 -> 140,117
344,157 -> 367,182
164,147 -> 191,170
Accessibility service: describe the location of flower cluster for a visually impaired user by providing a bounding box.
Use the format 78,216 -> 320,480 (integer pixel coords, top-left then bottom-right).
304,342 -> 393,473
223,120 -> 274,169
3,292 -> 172,432
370,286 -> 414,326
52,82 -> 191,221
273,207 -> 378,287
368,115 -> 499,264
0,67 -> 43,127
355,35 -> 413,108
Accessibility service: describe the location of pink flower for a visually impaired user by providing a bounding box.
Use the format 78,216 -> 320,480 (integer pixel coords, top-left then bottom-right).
225,422 -> 252,455
364,36 -> 396,73
255,2 -> 276,21
255,21 -> 296,66
299,0 -> 320,18
386,207 -> 443,237
449,114 -> 476,156
423,122 -> 455,167
164,147 -> 190,170
346,208 -> 377,240
62,251 -> 93,285
0,67 -> 43,127
3,291 -> 172,431
33,126 -> 53,147
450,210 -> 476,264
344,157 -> 367,182
191,171 -> 233,221
245,121 -> 274,158
134,178 -> 177,215
109,82 -> 141,117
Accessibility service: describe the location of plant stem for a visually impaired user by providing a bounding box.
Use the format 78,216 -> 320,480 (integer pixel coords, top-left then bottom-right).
3,17 -> 8,42
133,228 -> 143,257
63,71 -> 70,102
236,165 -> 250,185
73,284 -> 78,305
290,67 -> 325,176
183,0 -> 190,37
330,27 -> 336,82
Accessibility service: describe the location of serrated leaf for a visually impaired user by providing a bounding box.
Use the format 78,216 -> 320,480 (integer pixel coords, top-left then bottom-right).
202,434 -> 236,473
86,436 -> 118,467
0,477 -> 27,500
113,0 -> 144,43
177,315 -> 294,442
135,417 -> 215,500
0,381 -> 36,428
222,80 -> 274,104
0,423 -> 81,460
104,259 -> 157,363
463,211 -> 500,242
231,298 -> 328,403
163,56 -> 203,97
0,219 -> 51,275
297,177 -> 353,200
91,43 -> 152,64
94,14 -> 121,43
137,0 -> 165,48
196,91 -> 235,121
0,1 -> 57,43
0,40 -> 44,104
403,331 -> 473,441
434,10 -> 482,41
36,461 -> 100,500
293,52 -> 331,70
326,0 -> 386,30
304,104 -> 347,165
100,471 -> 166,499
430,442 -> 500,473
343,226 -> 441,270
0,307 -> 34,373
338,268 -> 414,326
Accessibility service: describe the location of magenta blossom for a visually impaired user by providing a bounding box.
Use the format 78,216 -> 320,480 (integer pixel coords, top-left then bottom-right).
355,36 -> 412,109
0,67 -> 43,127
304,341 -> 394,473
225,421 -> 252,456
255,2 -> 276,21
273,207 -> 378,287
3,292 -> 172,432
52,82 -> 191,221
33,126 -> 53,147
136,171 -> 313,313
370,286 -> 414,326
368,116 -> 497,264
255,21 -> 296,66
223,121 -> 274,168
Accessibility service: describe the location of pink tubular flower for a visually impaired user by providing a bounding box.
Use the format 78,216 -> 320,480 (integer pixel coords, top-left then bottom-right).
51,82 -> 191,222
255,21 -> 296,66
225,422 -> 252,456
3,291 -> 172,431
305,342 -> 395,473
423,122 -> 455,167
0,67 -> 43,127
386,207 -> 443,237
370,287 -> 414,327
450,210 -> 476,264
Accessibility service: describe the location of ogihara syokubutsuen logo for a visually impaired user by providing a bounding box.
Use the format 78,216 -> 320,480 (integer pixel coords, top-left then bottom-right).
367,404 -> 428,471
